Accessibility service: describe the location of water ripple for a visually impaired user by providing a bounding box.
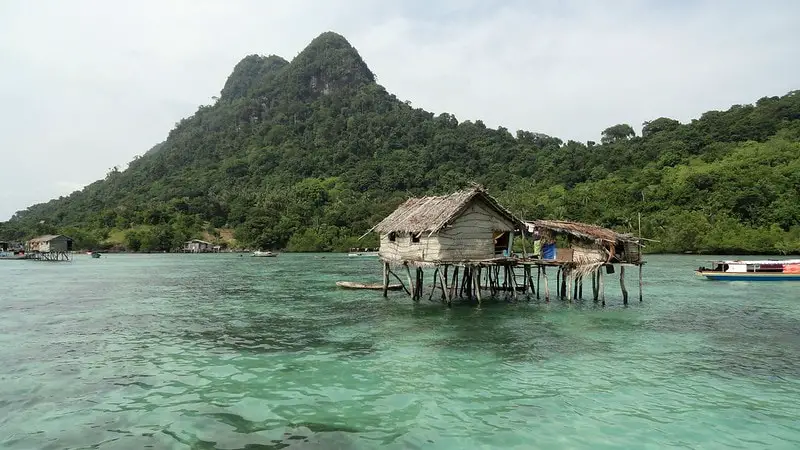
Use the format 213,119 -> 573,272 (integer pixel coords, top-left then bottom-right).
1,254 -> 800,449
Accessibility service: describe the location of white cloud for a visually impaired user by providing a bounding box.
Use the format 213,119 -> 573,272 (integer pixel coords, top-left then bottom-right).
0,0 -> 798,220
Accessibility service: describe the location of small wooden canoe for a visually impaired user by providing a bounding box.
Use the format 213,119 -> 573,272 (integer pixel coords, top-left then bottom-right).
336,281 -> 402,291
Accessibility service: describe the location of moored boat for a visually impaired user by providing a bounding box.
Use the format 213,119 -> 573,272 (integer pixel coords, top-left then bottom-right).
336,281 -> 402,290
251,250 -> 277,257
0,251 -> 27,260
696,259 -> 800,281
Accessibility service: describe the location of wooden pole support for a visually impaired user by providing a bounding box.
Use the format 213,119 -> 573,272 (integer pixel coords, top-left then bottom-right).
405,264 -> 415,300
638,264 -> 643,302
620,265 -> 628,305
382,262 -> 389,298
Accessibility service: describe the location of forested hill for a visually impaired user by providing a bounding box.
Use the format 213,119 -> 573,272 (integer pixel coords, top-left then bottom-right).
2,32 -> 799,254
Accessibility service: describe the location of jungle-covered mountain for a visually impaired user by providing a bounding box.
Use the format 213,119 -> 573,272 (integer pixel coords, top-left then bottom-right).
2,32 -> 799,254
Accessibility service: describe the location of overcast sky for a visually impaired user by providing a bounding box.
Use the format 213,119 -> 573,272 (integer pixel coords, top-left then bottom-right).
1,0 -> 798,220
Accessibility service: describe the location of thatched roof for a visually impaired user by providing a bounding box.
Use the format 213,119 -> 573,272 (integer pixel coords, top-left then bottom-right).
28,234 -> 72,244
366,186 -> 522,236
527,220 -> 639,244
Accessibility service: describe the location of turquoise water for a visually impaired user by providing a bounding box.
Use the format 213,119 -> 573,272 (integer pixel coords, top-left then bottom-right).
1,254 -> 799,449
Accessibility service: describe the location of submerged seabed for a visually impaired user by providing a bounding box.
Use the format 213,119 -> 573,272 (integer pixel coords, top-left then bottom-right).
1,254 -> 799,449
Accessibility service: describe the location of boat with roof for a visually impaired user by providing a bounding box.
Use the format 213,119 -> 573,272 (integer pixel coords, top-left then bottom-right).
696,259 -> 800,281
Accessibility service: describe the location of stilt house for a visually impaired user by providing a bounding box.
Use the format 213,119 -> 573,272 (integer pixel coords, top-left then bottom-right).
184,239 -> 212,253
525,219 -> 642,268
26,235 -> 74,253
525,219 -> 645,305
24,235 -> 74,261
367,186 -> 524,265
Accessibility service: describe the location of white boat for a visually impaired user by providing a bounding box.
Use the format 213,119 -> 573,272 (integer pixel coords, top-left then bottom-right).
251,250 -> 277,257
696,259 -> 800,281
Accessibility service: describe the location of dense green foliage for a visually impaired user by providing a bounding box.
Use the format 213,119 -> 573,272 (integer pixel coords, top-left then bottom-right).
2,32 -> 799,254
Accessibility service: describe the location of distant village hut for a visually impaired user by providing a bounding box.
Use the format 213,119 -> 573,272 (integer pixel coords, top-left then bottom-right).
184,239 -> 212,253
25,235 -> 74,261
525,219 -> 644,304
362,186 -> 525,304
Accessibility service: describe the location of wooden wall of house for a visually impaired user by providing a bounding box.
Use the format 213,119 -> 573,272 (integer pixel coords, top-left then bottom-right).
49,238 -> 71,252
437,200 -> 516,261
378,198 -> 516,263
378,232 -> 432,262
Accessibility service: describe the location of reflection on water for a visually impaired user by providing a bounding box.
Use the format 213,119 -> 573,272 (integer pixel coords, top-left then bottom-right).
1,254 -> 800,449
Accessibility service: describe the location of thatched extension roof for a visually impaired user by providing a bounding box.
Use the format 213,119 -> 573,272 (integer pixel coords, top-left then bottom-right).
366,186 -> 522,236
527,220 -> 639,244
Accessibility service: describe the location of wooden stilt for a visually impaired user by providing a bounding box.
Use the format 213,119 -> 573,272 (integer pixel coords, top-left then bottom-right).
382,262 -> 389,298
475,268 -> 483,305
449,266 -> 459,303
543,266 -> 550,302
513,267 -> 519,300
600,269 -> 605,306
556,267 -> 561,299
467,266 -> 473,298
566,268 -> 572,302
527,267 -> 535,300
388,268 -> 411,296
578,275 -> 583,299
428,267 -> 439,302
460,267 -> 469,298
439,267 -> 451,304
419,268 -> 425,301
638,264 -> 643,302
592,270 -> 598,302
536,266 -> 541,300
620,265 -> 628,305
520,266 -> 527,294
405,264 -> 415,300
488,267 -> 496,296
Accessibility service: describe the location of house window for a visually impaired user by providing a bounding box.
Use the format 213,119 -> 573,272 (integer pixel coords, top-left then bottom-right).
388,232 -> 396,242
411,233 -> 420,244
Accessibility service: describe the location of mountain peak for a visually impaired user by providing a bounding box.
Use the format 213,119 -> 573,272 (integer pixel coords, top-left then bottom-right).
220,54 -> 289,100
286,31 -> 375,97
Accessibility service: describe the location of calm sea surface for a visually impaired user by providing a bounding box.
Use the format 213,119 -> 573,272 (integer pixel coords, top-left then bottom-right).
1,253 -> 799,449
